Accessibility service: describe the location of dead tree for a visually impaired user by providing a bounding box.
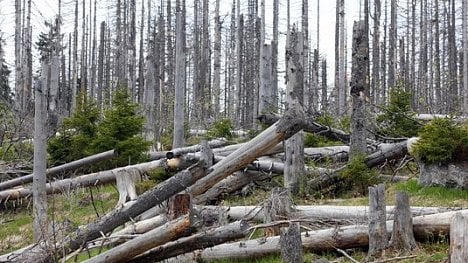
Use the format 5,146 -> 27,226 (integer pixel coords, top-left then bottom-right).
450,213 -> 468,262
367,184 -> 387,259
390,192 -> 418,252
349,20 -> 368,158
284,27 -> 305,195
280,222 -> 303,263
173,10 -> 186,148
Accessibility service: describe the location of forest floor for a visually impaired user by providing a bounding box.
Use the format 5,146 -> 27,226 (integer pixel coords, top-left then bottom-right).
1,172 -> 467,262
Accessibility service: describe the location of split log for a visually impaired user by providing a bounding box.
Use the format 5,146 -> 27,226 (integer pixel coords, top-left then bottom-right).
367,184 -> 387,259
0,149 -> 117,191
0,159 -> 166,203
450,213 -> 468,263
129,220 -> 251,263
13,163 -> 206,262
280,222 -> 303,263
390,192 -> 418,251
187,107 -> 305,197
149,138 -> 227,160
83,214 -> 194,263
189,210 -> 468,261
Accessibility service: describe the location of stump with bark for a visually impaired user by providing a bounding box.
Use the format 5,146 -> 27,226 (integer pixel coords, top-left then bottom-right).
367,184 -> 388,259
450,212 -> 468,263
280,222 -> 303,263
390,191 -> 418,252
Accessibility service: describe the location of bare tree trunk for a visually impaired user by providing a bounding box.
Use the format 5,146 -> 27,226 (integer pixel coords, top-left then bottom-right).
349,21 -> 368,158
447,0 -> 458,113
137,1 -> 145,103
33,64 -> 48,242
302,0 -> 309,111
338,0 -> 346,115
388,0 -> 397,89
464,0 -> 468,115
235,14 -> 244,126
450,213 -> 468,262
128,0 -> 137,99
371,0 -> 381,105
418,0 -> 428,110
280,222 -> 303,263
390,192 -> 418,251
14,0 -> 22,110
213,0 -> 221,119
321,58 -> 327,110
71,0 -> 78,112
284,28 -> 305,195
367,184 -> 387,259
272,0 -> 279,109
173,9 -> 186,149
97,21 -> 105,110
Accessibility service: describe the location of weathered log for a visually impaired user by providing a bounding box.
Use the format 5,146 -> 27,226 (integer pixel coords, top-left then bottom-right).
390,192 -> 417,252
167,193 -> 192,220
280,222 -> 303,263
197,205 -> 456,223
450,212 -> 468,263
213,142 -> 284,157
190,210 -> 468,261
83,214 -> 193,263
0,149 -> 117,191
148,138 -> 227,160
0,159 -> 166,203
367,184 -> 387,259
129,220 -> 250,263
13,163 -> 206,262
188,107 -> 305,197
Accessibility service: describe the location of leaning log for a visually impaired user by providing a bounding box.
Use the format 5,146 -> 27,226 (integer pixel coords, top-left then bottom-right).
149,138 -> 228,160
83,214 -> 193,263
0,149 -> 117,191
0,159 -> 166,203
12,163 -> 206,262
189,210 -> 468,261
188,107 -> 305,196
129,220 -> 251,263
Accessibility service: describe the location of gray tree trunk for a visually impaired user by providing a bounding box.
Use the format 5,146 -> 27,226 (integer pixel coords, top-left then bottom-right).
371,0 -> 380,106
14,0 -> 23,110
463,0 -> 468,115
321,58 -> 327,110
33,64 -> 48,242
349,21 -> 368,158
367,184 -> 387,259
213,0 -> 221,119
337,0 -> 346,115
272,0 -> 279,109
173,10 -> 186,149
137,1 -> 145,103
388,0 -> 397,89
259,44 -> 272,115
280,222 -> 303,263
450,213 -> 468,263
284,28 -> 305,195
390,192 -> 418,252
97,21 -> 105,110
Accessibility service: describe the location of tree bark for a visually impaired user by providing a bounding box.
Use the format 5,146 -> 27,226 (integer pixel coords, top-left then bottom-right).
173,11 -> 186,148
349,20 -> 368,158
280,222 -> 303,263
390,192 -> 418,251
450,212 -> 468,263
284,27 -> 305,195
367,184 -> 387,259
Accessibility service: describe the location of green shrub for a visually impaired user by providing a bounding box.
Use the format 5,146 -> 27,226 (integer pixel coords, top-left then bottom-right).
90,87 -> 150,167
207,118 -> 233,139
340,154 -> 379,195
48,92 -> 99,166
377,87 -> 421,137
412,118 -> 468,164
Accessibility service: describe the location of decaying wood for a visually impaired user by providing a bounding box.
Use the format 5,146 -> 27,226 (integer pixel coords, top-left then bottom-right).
367,184 -> 387,259
280,222 -> 303,263
0,149 -> 117,191
83,214 -> 193,263
0,159 -> 166,203
188,210 -> 468,261
168,193 -> 192,220
390,192 -> 418,252
115,168 -> 141,207
198,205 -> 453,223
450,212 -> 468,263
13,163 -> 206,262
263,188 -> 293,236
188,107 -> 305,197
149,138 -> 227,160
129,220 -> 250,263
213,142 -> 283,157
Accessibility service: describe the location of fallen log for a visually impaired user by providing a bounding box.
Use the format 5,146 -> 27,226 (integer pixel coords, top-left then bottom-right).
129,220 -> 250,262
149,138 -> 228,160
83,214 -> 193,263
197,205 -> 456,223
12,162 -> 206,262
188,209 -> 468,261
0,159 -> 166,203
188,107 -> 305,197
0,149 -> 118,191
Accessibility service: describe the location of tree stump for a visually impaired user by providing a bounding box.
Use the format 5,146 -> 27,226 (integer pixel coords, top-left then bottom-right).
167,193 -> 192,220
263,187 -> 293,236
115,168 -> 142,207
279,222 -> 303,263
367,184 -> 387,259
450,212 -> 468,262
390,192 -> 418,252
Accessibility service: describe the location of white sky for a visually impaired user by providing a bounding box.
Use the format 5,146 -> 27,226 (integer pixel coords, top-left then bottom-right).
0,0 -> 363,89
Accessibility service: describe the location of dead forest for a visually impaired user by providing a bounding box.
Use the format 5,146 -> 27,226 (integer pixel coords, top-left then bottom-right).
0,0 -> 468,262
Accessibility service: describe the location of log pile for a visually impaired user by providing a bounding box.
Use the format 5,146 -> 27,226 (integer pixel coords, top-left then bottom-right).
1,109 -> 464,262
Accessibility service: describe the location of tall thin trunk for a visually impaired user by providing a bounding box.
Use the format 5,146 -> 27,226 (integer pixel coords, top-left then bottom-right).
89,0 -> 97,100
235,14 -> 244,126
138,1 -> 145,103
192,0 -> 201,125
372,0 -> 381,105
338,0 -> 346,115
97,22 -> 105,111
80,0 -> 87,94
434,0 -> 442,112
14,0 -> 22,110
284,27 -> 305,196
463,0 -> 468,115
302,0 -> 310,110
321,58 -> 328,110
201,0 -> 210,120
129,0 -> 137,99
213,0 -> 222,120
272,0 -> 279,109
388,0 -> 397,89
173,7 -> 186,148
447,0 -> 458,113
71,0 -> 78,112
419,0 -> 428,110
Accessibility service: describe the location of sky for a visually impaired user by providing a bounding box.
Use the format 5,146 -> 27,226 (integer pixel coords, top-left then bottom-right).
0,0 -> 363,90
